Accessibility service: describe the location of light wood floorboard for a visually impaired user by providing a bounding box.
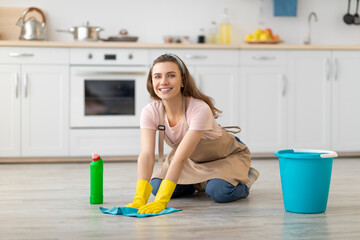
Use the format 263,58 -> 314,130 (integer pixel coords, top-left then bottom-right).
0,159 -> 359,240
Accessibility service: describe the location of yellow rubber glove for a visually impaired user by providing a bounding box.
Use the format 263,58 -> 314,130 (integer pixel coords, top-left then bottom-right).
125,180 -> 153,208
137,179 -> 176,214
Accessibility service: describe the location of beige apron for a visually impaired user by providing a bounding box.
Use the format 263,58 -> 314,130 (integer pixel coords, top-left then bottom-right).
152,97 -> 251,186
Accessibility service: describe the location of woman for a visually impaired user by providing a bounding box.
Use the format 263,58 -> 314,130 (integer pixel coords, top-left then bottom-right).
125,53 -> 259,214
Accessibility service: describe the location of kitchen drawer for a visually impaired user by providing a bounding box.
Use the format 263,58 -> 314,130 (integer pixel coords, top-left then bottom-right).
150,49 -> 239,66
70,128 -> 141,156
240,50 -> 287,66
0,47 -> 69,64
70,48 -> 150,65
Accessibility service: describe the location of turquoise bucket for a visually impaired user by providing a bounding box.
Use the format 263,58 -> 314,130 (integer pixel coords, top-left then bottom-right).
275,149 -> 337,214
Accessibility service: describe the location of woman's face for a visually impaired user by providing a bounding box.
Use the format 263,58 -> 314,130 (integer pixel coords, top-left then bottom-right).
151,62 -> 183,101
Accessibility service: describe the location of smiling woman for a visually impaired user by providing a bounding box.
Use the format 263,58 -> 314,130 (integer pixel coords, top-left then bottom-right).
124,53 -> 259,215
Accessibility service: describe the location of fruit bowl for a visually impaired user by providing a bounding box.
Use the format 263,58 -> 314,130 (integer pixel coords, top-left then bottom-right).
245,39 -> 283,44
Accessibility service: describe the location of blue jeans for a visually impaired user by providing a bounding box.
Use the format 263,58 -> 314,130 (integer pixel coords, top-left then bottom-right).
150,178 -> 249,203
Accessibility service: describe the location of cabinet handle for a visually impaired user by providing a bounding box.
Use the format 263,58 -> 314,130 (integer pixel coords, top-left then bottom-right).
281,74 -> 287,97
326,58 -> 331,81
14,72 -> 19,98
9,52 -> 34,57
24,72 -> 28,98
184,55 -> 207,60
334,58 -> 338,81
252,56 -> 276,61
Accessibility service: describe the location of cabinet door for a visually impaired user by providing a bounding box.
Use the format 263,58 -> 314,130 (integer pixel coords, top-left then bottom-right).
288,51 -> 331,149
240,66 -> 287,153
195,66 -> 239,127
0,65 -> 21,156
21,65 -> 69,156
332,51 -> 360,151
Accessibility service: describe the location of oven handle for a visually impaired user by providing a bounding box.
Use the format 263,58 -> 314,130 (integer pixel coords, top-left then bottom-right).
73,70 -> 147,76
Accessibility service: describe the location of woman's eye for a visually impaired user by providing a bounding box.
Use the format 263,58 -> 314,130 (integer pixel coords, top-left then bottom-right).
153,75 -> 160,79
169,74 -> 175,78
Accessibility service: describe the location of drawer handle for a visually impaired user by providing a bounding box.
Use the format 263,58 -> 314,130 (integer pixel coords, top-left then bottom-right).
184,55 -> 208,60
9,53 -> 34,57
252,56 -> 276,61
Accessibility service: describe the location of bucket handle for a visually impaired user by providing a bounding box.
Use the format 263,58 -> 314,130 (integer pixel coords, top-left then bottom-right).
320,152 -> 338,158
293,149 -> 338,158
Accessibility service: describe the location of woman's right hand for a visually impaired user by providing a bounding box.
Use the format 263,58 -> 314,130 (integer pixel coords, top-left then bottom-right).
125,199 -> 147,208
125,180 -> 153,209
125,129 -> 156,208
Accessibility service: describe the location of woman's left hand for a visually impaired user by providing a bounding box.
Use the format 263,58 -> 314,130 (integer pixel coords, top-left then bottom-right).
138,201 -> 165,214
137,179 -> 176,214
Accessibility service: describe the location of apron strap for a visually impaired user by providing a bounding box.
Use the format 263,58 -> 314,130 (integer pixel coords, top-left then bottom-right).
157,97 -> 187,166
221,125 -> 241,134
158,104 -> 166,167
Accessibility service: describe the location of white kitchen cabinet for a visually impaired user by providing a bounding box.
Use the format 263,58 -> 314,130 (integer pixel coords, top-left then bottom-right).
0,65 -> 21,156
150,50 -> 239,127
21,65 -> 69,156
0,48 -> 69,157
288,50 -> 360,152
239,50 -> 288,153
288,51 -> 332,149
331,51 -> 360,151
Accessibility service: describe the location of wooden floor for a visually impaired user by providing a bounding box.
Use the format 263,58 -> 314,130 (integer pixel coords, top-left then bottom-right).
0,159 -> 359,239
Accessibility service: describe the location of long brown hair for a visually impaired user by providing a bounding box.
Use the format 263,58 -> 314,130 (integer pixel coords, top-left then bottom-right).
147,53 -> 222,119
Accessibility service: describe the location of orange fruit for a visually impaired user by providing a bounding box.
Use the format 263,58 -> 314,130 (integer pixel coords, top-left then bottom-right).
264,28 -> 273,38
272,34 -> 280,40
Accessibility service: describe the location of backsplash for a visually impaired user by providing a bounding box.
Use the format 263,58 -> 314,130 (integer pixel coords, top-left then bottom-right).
1,0 -> 360,45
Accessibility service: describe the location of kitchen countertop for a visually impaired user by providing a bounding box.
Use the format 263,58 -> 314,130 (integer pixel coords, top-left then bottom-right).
1,40 -> 360,50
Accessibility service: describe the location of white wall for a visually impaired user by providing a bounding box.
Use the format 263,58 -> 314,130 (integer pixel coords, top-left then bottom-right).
2,0 -> 360,45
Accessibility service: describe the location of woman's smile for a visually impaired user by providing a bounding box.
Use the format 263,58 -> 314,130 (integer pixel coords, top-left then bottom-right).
159,87 -> 173,92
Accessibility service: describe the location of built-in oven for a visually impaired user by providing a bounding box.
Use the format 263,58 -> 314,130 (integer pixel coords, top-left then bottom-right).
70,49 -> 150,128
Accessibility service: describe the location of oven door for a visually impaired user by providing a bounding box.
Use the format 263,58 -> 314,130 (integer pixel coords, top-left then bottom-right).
70,66 -> 149,128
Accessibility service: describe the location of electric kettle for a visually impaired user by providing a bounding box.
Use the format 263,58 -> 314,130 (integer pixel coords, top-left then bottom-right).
16,7 -> 46,40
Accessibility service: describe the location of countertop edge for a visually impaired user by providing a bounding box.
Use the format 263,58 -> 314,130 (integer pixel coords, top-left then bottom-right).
1,40 -> 360,50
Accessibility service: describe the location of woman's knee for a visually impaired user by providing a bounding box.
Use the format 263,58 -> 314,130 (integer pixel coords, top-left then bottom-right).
150,178 -> 162,196
205,178 -> 249,203
205,179 -> 232,203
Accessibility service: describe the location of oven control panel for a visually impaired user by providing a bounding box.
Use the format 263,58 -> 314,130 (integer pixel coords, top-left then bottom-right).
70,49 -> 149,65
